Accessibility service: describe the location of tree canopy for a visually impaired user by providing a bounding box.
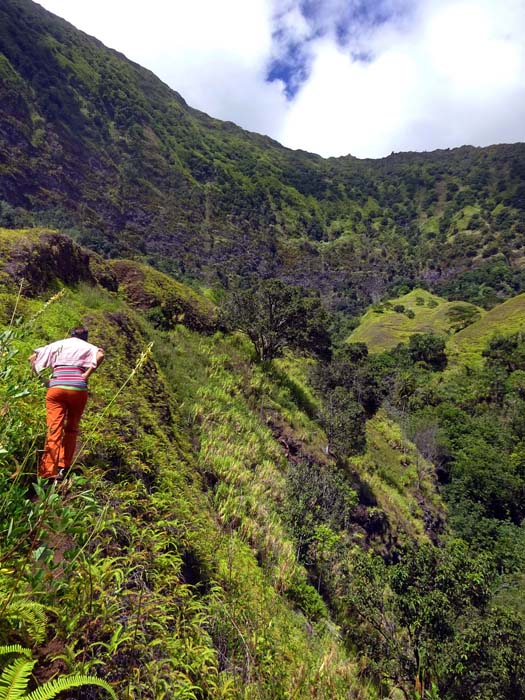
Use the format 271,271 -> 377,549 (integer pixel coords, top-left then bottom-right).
222,279 -> 331,363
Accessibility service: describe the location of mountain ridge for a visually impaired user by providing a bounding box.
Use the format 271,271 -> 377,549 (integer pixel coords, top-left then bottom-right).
1,0 -> 524,316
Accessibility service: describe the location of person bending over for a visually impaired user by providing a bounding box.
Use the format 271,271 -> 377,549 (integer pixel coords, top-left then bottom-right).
29,326 -> 105,480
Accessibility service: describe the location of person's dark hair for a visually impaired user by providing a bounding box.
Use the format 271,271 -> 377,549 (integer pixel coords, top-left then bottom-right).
70,326 -> 89,341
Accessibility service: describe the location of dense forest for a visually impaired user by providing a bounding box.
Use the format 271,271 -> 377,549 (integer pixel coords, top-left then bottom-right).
0,1 -> 525,699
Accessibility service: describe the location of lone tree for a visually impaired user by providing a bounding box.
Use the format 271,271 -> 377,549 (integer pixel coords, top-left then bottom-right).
222,279 -> 331,363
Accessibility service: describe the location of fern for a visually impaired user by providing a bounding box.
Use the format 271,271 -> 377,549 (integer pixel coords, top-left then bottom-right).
24,674 -> 116,700
3,601 -> 47,645
0,657 -> 36,700
0,650 -> 116,700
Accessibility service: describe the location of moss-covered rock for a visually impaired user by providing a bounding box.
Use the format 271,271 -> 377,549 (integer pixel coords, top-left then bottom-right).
0,227 -> 117,294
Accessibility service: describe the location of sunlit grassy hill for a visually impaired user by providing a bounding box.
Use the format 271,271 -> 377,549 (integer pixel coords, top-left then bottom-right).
349,285 -> 525,369
447,293 -> 525,367
348,288 -> 484,352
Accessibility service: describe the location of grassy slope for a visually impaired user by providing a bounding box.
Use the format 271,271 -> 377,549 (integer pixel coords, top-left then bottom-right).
0,265 -> 367,697
349,288 -> 484,352
111,258 -> 217,331
447,293 -> 525,367
350,410 -> 443,549
0,231 -> 447,699
349,285 -> 525,370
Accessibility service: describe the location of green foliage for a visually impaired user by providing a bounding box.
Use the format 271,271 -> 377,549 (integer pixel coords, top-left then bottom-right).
446,303 -> 481,331
311,343 -> 393,460
482,331 -> 525,371
343,540 -> 505,699
380,326 -> 525,576
285,572 -> 327,620
0,650 -> 30,661
318,343 -> 386,414
0,647 -> 116,700
285,453 -> 358,564
439,260 -> 525,308
407,332 -> 447,370
0,326 -> 41,474
439,606 -> 525,700
448,441 -> 524,523
222,279 -> 331,362
320,386 -> 366,457
0,599 -> 47,647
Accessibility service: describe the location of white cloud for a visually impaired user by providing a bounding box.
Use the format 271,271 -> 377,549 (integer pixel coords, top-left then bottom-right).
36,0 -> 525,157
280,38 -> 422,157
281,0 -> 525,156
272,1 -> 310,44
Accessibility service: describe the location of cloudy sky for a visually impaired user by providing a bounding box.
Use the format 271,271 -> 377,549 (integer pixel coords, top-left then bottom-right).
37,0 -> 525,158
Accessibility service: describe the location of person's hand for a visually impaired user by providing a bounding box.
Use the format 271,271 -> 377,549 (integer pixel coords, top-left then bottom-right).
28,353 -> 37,373
82,366 -> 96,381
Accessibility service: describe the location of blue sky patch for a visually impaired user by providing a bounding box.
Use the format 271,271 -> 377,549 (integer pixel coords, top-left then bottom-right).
267,0 -> 411,98
267,41 -> 311,99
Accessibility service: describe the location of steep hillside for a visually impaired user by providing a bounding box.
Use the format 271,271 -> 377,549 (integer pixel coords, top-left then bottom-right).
0,229 -> 443,699
0,231 -> 357,698
1,0 -> 525,314
1,231 -> 524,699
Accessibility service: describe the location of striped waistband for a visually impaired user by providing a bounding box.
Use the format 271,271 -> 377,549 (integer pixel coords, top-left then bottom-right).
49,366 -> 88,390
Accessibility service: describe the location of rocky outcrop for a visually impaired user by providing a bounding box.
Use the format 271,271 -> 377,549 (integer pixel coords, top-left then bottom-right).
0,228 -> 118,295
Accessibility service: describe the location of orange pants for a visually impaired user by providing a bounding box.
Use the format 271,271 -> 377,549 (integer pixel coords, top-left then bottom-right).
39,387 -> 88,478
